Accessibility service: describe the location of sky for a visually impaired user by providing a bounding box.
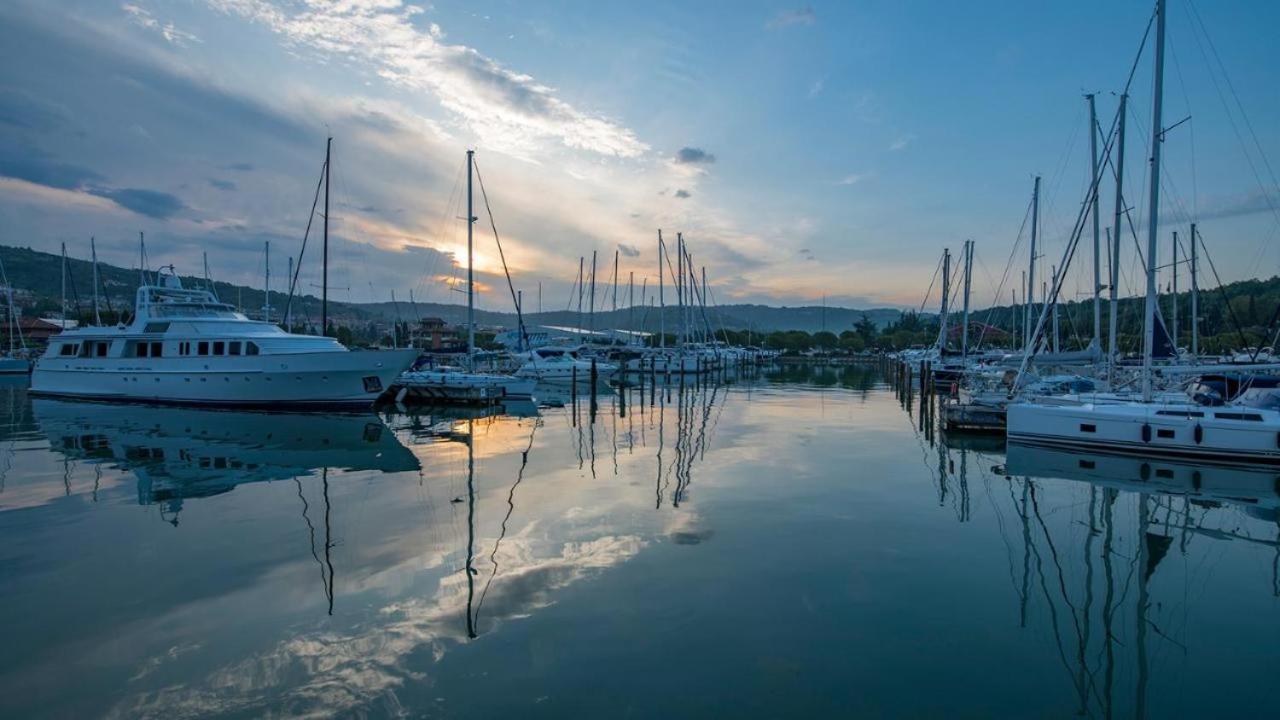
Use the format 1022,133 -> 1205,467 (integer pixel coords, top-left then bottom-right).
0,0 -> 1277,314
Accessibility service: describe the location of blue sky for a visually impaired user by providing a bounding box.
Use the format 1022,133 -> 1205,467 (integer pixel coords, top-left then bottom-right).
1,0 -> 1277,312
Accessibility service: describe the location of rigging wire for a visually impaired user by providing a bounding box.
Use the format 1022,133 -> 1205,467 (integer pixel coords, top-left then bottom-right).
471,157 -> 528,344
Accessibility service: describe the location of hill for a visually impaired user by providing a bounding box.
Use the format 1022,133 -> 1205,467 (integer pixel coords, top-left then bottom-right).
0,244 -> 903,333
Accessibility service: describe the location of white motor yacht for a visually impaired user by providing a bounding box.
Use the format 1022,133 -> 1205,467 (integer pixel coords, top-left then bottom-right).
30,270 -> 415,407
515,353 -> 618,383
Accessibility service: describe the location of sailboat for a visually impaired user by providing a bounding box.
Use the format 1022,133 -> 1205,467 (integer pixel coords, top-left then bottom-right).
391,150 -> 535,403
1006,0 -> 1280,465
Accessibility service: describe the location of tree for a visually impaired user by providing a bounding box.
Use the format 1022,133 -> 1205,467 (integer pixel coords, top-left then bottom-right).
813,330 -> 838,350
854,313 -> 878,343
838,335 -> 866,353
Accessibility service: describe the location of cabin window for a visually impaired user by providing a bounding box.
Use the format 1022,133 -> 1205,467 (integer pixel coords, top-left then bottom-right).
213,341 -> 225,356
1157,410 -> 1204,418
79,343 -> 94,358
1214,412 -> 1263,422
246,342 -> 260,356
177,341 -> 190,356
1157,429 -> 1175,439
96,342 -> 108,357
1079,424 -> 1096,433
150,342 -> 163,358
136,342 -> 149,358
198,341 -> 209,356
59,343 -> 78,357
144,322 -> 170,333
228,341 -> 241,356
1078,460 -> 1095,469
1156,468 -> 1174,479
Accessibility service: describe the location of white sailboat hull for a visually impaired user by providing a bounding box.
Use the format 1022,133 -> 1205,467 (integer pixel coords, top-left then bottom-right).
30,349 -> 417,407
1007,400 -> 1280,465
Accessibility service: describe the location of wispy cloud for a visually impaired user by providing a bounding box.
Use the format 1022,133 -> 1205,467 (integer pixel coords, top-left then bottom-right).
206,0 -> 647,159
767,6 -> 816,30
88,187 -> 186,219
888,133 -> 915,151
836,173 -> 869,186
674,189 -> 691,199
617,242 -> 640,258
807,76 -> 826,99
122,3 -> 201,46
208,178 -> 236,191
674,146 -> 715,165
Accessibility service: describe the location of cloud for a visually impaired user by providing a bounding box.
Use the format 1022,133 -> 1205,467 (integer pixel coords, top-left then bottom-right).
122,3 -> 201,46
0,149 -> 104,190
836,173 -> 869,186
889,134 -> 915,151
674,189 -> 691,199
617,242 -> 640,258
675,147 -> 715,165
222,162 -> 254,172
208,178 -> 236,191
767,7 -> 816,30
207,0 -> 647,158
88,187 -> 186,218
807,76 -> 826,99
0,88 -> 72,132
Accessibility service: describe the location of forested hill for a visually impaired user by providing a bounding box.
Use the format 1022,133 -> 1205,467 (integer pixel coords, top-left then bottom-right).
962,274 -> 1280,354
0,244 -> 903,332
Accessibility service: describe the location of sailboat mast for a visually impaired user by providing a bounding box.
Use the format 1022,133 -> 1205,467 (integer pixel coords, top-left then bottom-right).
576,256 -> 584,336
612,249 -> 619,313
1050,265 -> 1059,353
1141,0 -> 1168,403
588,249 -> 597,332
1089,93 -> 1102,348
658,230 -> 665,349
1025,176 -> 1040,349
60,242 -> 66,325
628,271 -> 635,333
1020,272 -> 1026,350
938,249 -> 951,349
286,256 -> 294,329
1190,223 -> 1199,357
91,236 -> 101,326
676,233 -> 685,350
263,240 -> 271,323
961,240 -> 973,357
1110,94 -> 1128,374
1171,231 -> 1178,352
466,149 -> 476,362
322,136 -> 331,336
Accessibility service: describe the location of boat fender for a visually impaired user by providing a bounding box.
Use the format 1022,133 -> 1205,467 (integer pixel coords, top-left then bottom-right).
1141,423 -> 1152,443
1139,462 -> 1151,481
1193,424 -> 1203,444
950,382 -> 958,398
1191,470 -> 1202,490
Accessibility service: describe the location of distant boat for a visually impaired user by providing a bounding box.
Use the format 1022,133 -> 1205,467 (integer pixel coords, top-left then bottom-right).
30,269 -> 415,407
515,352 -> 618,384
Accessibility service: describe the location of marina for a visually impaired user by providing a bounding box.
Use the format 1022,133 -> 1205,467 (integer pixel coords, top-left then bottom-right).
1,0 -> 1279,716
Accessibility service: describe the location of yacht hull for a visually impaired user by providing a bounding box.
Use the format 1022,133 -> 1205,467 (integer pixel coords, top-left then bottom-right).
1007,401 -> 1280,465
30,349 -> 416,408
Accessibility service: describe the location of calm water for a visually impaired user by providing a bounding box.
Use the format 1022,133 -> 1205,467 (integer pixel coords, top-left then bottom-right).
1,367 -> 1278,718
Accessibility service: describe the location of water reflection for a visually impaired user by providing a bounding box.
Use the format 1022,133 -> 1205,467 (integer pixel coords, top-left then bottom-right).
32,399 -> 420,522
0,367 -> 1277,718
932,421 -> 1280,718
